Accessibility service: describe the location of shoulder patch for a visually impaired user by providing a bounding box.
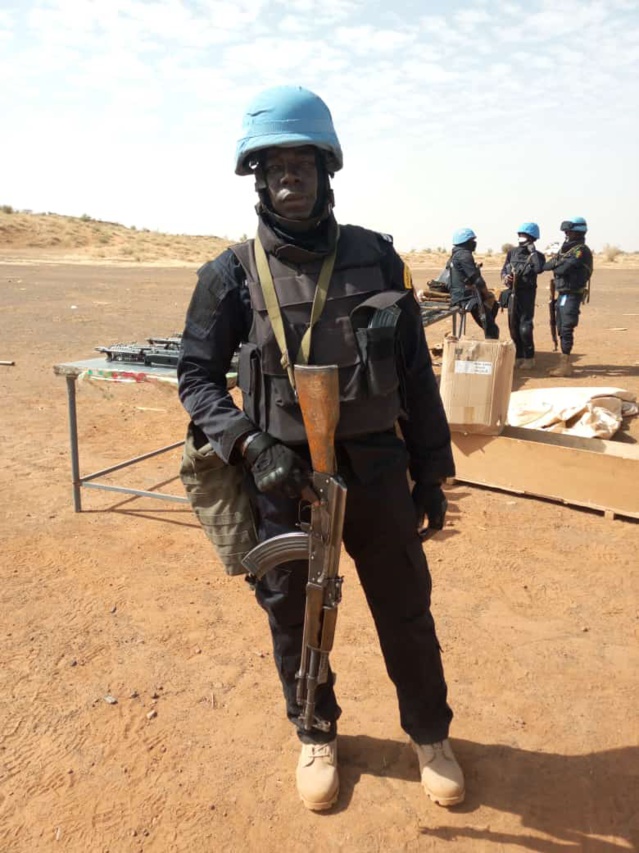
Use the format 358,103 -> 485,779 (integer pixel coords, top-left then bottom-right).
379,232 -> 394,244
403,262 -> 414,291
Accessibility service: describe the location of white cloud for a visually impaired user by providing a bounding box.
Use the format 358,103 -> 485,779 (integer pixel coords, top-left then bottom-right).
1,0 -> 638,251
334,25 -> 414,53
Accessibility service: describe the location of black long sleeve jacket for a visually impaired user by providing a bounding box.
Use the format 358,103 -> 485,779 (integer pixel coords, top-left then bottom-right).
177,227 -> 455,486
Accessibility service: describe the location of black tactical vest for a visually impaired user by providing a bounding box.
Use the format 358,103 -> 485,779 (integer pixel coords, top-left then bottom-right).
448,247 -> 480,304
555,242 -> 593,294
509,246 -> 537,288
231,224 -> 407,444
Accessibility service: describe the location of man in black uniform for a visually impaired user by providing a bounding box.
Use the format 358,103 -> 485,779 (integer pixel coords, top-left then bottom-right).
500,222 -> 545,369
177,85 -> 464,811
448,228 -> 499,339
543,217 -> 593,377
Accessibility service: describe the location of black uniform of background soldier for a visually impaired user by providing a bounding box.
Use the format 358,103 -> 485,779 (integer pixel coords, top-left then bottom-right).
449,237 -> 500,339
500,244 -> 545,362
178,153 -> 456,751
544,226 -> 593,358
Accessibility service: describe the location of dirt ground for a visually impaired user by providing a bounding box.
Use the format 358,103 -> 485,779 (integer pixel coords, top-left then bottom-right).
1,260 -> 638,853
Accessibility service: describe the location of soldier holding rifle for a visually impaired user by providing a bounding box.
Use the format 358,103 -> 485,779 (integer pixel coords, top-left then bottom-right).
500,222 -> 545,369
544,217 -> 593,377
177,86 -> 463,811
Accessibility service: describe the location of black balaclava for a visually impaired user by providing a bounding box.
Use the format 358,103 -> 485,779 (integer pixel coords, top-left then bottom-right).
252,149 -> 337,253
561,232 -> 586,252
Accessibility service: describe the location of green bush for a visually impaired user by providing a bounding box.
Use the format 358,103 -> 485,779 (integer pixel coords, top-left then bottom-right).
1,204 -> 14,214
501,242 -> 515,254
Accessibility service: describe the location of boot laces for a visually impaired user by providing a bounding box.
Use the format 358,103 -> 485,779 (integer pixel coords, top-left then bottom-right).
308,742 -> 333,759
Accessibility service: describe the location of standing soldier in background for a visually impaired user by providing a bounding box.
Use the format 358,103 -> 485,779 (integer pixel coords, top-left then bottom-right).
177,86 -> 464,811
543,217 -> 593,377
500,222 -> 545,369
448,228 -> 500,339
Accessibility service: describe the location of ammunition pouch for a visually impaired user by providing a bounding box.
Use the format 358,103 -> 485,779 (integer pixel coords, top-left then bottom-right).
350,290 -> 406,398
499,287 -> 512,310
179,422 -> 258,575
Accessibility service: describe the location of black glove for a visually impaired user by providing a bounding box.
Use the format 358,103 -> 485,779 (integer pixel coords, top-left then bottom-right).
244,432 -> 311,500
412,482 -> 448,537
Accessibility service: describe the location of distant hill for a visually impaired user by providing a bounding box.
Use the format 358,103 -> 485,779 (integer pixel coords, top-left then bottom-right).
0,208 -> 494,268
0,209 -> 232,266
0,208 -> 633,269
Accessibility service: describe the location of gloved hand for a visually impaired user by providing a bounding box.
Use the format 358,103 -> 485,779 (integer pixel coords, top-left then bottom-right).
244,432 -> 311,500
411,482 -> 448,537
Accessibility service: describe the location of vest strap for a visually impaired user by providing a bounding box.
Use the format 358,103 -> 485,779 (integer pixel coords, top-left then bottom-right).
254,229 -> 339,389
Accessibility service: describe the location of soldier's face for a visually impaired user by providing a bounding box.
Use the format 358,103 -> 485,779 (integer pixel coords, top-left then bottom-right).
263,146 -> 319,220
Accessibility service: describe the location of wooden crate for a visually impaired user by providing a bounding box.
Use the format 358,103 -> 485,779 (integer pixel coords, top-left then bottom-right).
451,426 -> 639,520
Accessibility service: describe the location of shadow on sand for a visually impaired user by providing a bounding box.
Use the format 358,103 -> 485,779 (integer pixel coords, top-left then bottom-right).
512,351 -> 639,392
334,735 -> 638,851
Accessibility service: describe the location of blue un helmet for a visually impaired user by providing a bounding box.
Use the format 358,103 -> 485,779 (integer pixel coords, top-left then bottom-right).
235,86 -> 343,176
452,227 -> 477,246
560,216 -> 588,233
518,222 -> 540,240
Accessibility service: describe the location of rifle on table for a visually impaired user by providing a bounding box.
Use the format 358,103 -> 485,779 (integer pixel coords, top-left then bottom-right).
241,365 -> 347,733
95,342 -> 181,368
549,277 -> 558,351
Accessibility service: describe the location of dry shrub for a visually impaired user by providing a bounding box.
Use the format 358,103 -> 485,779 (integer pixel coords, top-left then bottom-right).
602,244 -> 622,262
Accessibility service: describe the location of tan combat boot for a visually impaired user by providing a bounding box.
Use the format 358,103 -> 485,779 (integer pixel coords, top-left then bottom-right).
296,740 -> 339,811
412,739 -> 465,806
548,353 -> 572,377
519,358 -> 536,370
514,358 -> 524,369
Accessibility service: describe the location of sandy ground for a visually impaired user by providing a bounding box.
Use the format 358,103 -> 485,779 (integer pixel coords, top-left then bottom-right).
1,260 -> 638,853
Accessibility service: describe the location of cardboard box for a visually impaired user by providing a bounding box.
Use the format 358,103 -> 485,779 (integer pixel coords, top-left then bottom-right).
440,336 -> 515,435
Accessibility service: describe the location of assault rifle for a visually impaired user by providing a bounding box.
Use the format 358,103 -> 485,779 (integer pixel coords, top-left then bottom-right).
95,341 -> 181,368
147,336 -> 182,349
548,278 -> 558,351
241,365 -> 347,733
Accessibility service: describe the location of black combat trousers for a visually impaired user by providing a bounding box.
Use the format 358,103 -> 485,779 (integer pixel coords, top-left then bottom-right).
455,293 -> 500,339
556,292 -> 582,355
508,287 -> 536,359
248,447 -> 453,747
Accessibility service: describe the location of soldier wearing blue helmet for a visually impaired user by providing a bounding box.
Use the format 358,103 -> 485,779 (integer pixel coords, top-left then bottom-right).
448,228 -> 500,339
543,218 -> 593,376
177,86 -> 463,811
500,223 -> 546,369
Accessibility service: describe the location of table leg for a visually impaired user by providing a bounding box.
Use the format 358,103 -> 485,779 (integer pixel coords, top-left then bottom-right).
66,375 -> 82,512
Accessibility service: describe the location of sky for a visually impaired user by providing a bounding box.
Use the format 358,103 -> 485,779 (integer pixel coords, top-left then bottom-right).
1,0 -> 638,253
